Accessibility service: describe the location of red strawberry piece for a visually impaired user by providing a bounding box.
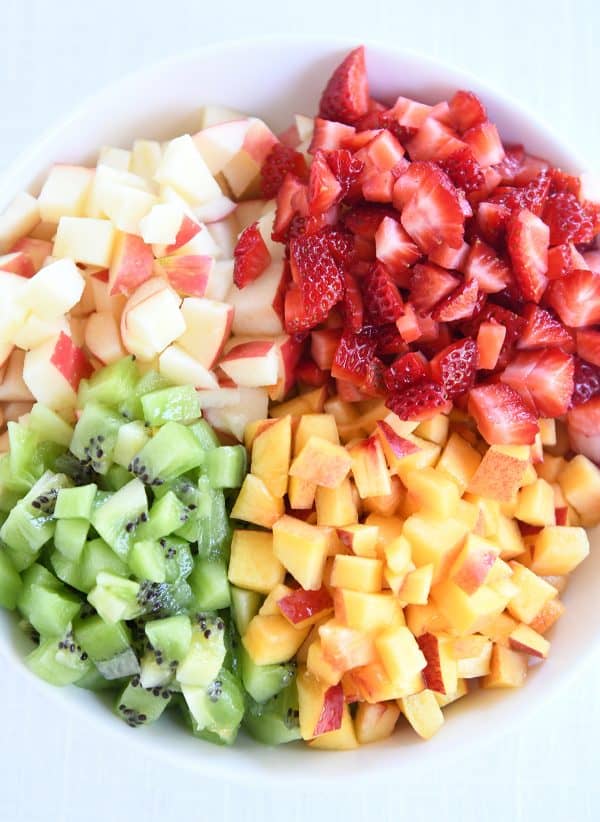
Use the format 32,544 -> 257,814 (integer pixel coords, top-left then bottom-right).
398,163 -> 465,253
463,122 -> 505,167
439,146 -> 485,194
571,357 -> 600,407
405,117 -> 465,162
495,144 -> 526,183
278,586 -> 333,625
308,150 -> 343,216
383,351 -> 430,391
488,172 -> 551,218
323,227 -> 356,266
545,268 -> 600,327
582,249 -> 600,270
343,204 -> 398,239
392,161 -> 435,209
506,209 -> 549,303
468,383 -> 539,445
362,171 -> 395,203
576,328 -> 600,367
428,240 -> 470,270
517,303 -> 574,350
331,330 -> 377,387
319,46 -> 370,125
272,173 -> 307,241
546,244 -> 573,280
409,263 -> 460,313
543,189 -> 597,245
357,130 -> 406,173
309,118 -> 356,152
395,303 -> 422,343
341,272 -> 364,332
286,231 -> 344,331
336,377 -> 371,402
448,90 -> 487,133
386,380 -> 452,421
374,216 -> 420,275
549,169 -> 581,197
476,319 -> 506,370
475,201 -> 511,247
50,331 -> 93,391
233,222 -> 271,288
567,396 -> 600,463
429,101 -> 453,125
430,338 -> 478,398
433,278 -> 480,322
371,323 -> 407,357
353,234 -> 376,262
311,328 -> 343,370
501,349 -> 574,417
261,143 -> 308,199
295,357 -> 330,387
463,238 -> 512,294
361,263 -> 404,324
327,149 -> 364,198
385,96 -> 433,130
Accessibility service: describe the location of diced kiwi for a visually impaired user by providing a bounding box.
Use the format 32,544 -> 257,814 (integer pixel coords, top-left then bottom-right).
140,614 -> 192,687
0,550 -> 23,609
76,538 -> 129,592
101,464 -> 133,491
70,402 -> 123,475
188,420 -> 219,451
129,423 -> 205,486
54,518 -> 89,560
240,646 -> 295,703
75,666 -> 123,692
17,564 -> 81,636
78,356 -> 139,411
205,446 -> 247,489
188,557 -> 230,610
176,614 -> 227,687
243,681 -> 301,746
116,675 -> 172,727
137,580 -> 192,617
54,484 -> 97,520
26,629 -> 92,686
141,385 -> 201,427
28,404 -> 74,447
136,491 -> 188,542
112,421 -> 150,469
159,536 -> 193,584
182,668 -> 244,745
74,616 -> 139,680
8,421 -> 43,490
88,572 -> 143,623
0,455 -> 23,512
230,586 -> 263,636
91,478 -> 148,560
129,540 -> 167,583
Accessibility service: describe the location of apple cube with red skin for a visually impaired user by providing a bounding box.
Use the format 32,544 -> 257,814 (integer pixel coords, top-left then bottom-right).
23,334 -> 88,408
85,311 -> 126,365
220,340 -> 279,388
21,258 -> 85,319
177,297 -> 233,369
0,192 -> 40,253
37,164 -> 94,223
53,217 -> 115,268
120,279 -> 185,361
227,260 -> 286,337
278,586 -> 333,630
158,254 -> 213,297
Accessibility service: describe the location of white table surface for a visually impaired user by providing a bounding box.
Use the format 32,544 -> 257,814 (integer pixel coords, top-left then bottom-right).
1,0 -> 599,819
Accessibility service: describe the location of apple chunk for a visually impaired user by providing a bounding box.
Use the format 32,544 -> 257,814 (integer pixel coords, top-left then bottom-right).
158,254 -> 213,297
37,164 -> 94,223
227,260 -> 286,336
21,258 -> 85,319
219,341 -> 279,388
107,232 -> 153,296
120,279 -> 185,361
177,297 -> 233,369
154,134 -> 221,205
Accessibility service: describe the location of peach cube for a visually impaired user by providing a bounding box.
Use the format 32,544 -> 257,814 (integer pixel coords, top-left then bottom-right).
399,564 -> 433,605
242,614 -> 309,665
365,514 -> 405,557
348,436 -> 392,499
384,535 -> 412,575
227,530 -> 285,594
259,583 -> 293,616
558,454 -> 600,527
308,705 -> 358,750
436,432 -> 482,493
467,444 -> 530,502
330,555 -> 383,593
272,515 -> 331,590
536,454 -> 567,484
315,479 -> 358,527
289,436 -> 351,488
362,475 -> 405,518
294,413 -> 340,449
508,623 -> 550,658
507,562 -> 557,623
435,677 -> 468,708
354,701 -> 401,745
529,598 -> 565,634
334,589 -> 402,632
452,635 -> 493,677
477,611 -> 519,646
481,644 -> 528,689
337,523 -> 380,558
319,620 -> 377,672
250,414 -> 292,498
376,625 -> 427,684
415,413 -> 450,445
515,478 -> 556,526
306,639 -> 342,686
405,602 -> 450,637
403,467 -> 460,517
416,632 -> 458,695
399,689 -> 444,739
230,474 -> 284,528
449,533 -> 500,594
491,513 -> 526,560
431,581 -> 506,635
530,526 -> 590,575
402,514 -> 469,583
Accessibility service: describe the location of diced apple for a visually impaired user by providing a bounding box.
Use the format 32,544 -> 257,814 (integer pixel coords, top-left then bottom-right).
53,216 -> 115,267
158,344 -> 218,389
196,196 -> 237,226
193,119 -> 251,175
213,386 -> 270,441
227,530 -> 285,594
37,164 -> 94,223
106,232 -> 154,297
222,119 -> 278,198
272,515 -> 331,590
227,260 -> 286,336
0,349 -> 34,401
230,474 -> 284,528
481,644 -> 528,688
20,258 -> 85,320
13,314 -> 70,352
158,255 -> 213,297
0,192 -> 40,253
120,279 -> 185,361
131,139 -> 162,180
0,271 -> 30,342
139,203 -> 182,245
219,340 -> 279,388
98,146 -> 131,171
154,135 -> 221,205
0,251 -> 34,278
176,297 -> 233,370
198,105 -> 246,129
23,335 -> 83,408
84,311 -> 125,364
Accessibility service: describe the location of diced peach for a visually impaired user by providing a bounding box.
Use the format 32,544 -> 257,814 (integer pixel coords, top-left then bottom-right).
289,436 -> 351,488
384,535 -> 412,575
294,413 -> 340,449
481,644 -> 528,689
449,533 -> 500,595
558,454 -> 600,527
540,574 -> 568,594
432,581 -> 506,635
455,499 -> 483,533
394,437 -> 442,485
272,515 -> 331,590
477,611 -> 519,646
330,555 -> 383,593
452,634 -> 493,677
508,623 -> 550,658
230,474 -> 284,528
297,667 -> 332,740
270,395 -> 312,418
244,418 -> 277,449
383,565 -> 409,595
463,494 -> 501,538
324,395 -> 360,426
259,583 -> 294,616
515,478 -> 556,526
536,454 -> 567,484
365,514 -> 405,557
315,478 -> 358,527
402,514 -> 469,583
348,436 -> 392,499
530,526 -> 590,576
507,562 -> 557,623
539,417 -> 557,446
337,523 -> 380,558
416,633 -> 458,695
362,475 -> 404,517
306,639 -> 342,686
333,589 -> 402,631
491,513 -> 526,560
250,414 -> 292,498
354,701 -> 401,745
376,625 -> 427,684
435,677 -> 468,708
415,413 -> 450,445
529,598 -> 565,634
227,530 -> 284,594
403,467 -> 460,517
352,662 -> 424,703
308,703 -> 358,750
287,476 -> 317,510
242,614 -> 309,665
399,689 -> 444,739
467,444 -> 531,502
301,387 -> 329,413
319,620 -> 377,672
436,432 -> 482,493
405,602 -> 450,637
399,564 -> 433,605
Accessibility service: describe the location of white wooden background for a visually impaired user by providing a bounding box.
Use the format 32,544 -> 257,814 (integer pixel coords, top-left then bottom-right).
1,0 -> 599,819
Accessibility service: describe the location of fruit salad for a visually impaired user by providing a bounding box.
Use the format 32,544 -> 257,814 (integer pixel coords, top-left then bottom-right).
0,45 -> 599,750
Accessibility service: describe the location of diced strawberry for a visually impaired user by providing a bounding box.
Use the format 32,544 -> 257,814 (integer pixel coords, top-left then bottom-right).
395,302 -> 422,343
398,162 -> 465,252
309,118 -> 356,152
517,303 -> 573,351
409,263 -> 460,313
428,240 -> 470,270
386,380 -> 452,421
311,328 -> 342,369
475,201 -> 511,247
341,272 -> 364,331
576,328 -> 600,367
506,209 -> 549,303
448,90 -> 488,133
286,230 -> 344,331
468,383 -> 539,445
501,349 -> 574,417
327,149 -> 364,199
433,278 -> 480,322
476,320 -> 506,370
331,330 -> 377,387
336,377 -> 371,402
261,143 -> 308,199
319,47 -> 370,125
371,323 -> 407,357
343,204 -> 398,239
489,173 -> 551,219
439,146 -> 485,194
374,215 -> 420,275
385,96 -> 433,130
429,101 -> 453,124
543,189 -> 598,245
430,338 -> 478,398
353,234 -> 376,262
495,144 -> 526,183
295,357 -> 330,387
356,130 -> 406,173
383,351 -> 430,391
463,238 -> 512,294
272,173 -> 306,241
463,121 -> 505,167
567,397 -> 600,464
362,171 -> 395,203
50,332 -> 93,391
233,222 -> 271,288
571,357 -> 600,407
308,150 -> 343,215
547,244 -> 572,280
545,269 -> 600,327
362,263 -> 404,324
583,249 -> 600,271
313,683 -> 344,736
405,117 -> 465,162
550,169 -> 581,197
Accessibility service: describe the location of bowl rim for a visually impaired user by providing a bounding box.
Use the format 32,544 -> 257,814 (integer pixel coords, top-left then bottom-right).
0,34 -> 592,785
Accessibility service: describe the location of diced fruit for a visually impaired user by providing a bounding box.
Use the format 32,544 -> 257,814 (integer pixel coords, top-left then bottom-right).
399,690 -> 444,740
530,526 -> 590,575
272,515 -> 331,590
482,645 -> 528,688
227,530 -> 285,594
506,562 -> 557,623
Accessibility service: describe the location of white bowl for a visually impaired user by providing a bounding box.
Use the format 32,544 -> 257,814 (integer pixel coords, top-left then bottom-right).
0,36 -> 597,785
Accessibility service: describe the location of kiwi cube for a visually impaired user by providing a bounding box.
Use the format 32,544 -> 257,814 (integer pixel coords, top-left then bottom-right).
70,402 -> 123,475
91,478 -> 148,559
26,635 -> 91,686
78,356 -> 139,410
54,519 -> 89,561
188,558 -> 230,610
243,681 -> 301,745
88,572 -> 143,623
28,404 -> 74,447
240,646 -> 295,703
74,616 -> 139,679
137,491 -> 188,541
0,551 -> 23,609
8,421 -> 43,489
176,617 -> 227,687
188,420 -> 219,451
145,615 -> 192,666
206,446 -> 247,489
54,484 -> 97,520
112,421 -> 149,469
115,677 -> 172,727
17,581 -> 81,637
141,385 -> 201,427
230,586 -> 263,636
129,540 -> 167,583
182,669 -> 244,745
131,423 -> 205,485
77,539 -> 129,593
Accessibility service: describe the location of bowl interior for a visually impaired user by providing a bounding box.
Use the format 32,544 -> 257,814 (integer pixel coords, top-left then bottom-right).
0,37 -> 595,784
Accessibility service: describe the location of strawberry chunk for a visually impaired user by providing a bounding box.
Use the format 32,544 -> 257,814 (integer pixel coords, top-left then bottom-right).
567,396 -> 600,463
309,118 -> 356,152
374,216 -> 420,275
272,173 -> 307,241
448,90 -> 487,133
286,230 -> 344,331
546,244 -> 573,281
233,222 -> 271,288
362,263 -> 404,324
476,320 -> 506,370
430,338 -> 478,398
475,202 -> 511,248
409,263 -> 460,313
468,383 -> 539,445
261,143 -> 308,199
463,238 -> 512,294
432,278 -> 480,322
295,357 -> 330,387
308,151 -> 343,215
341,272 -> 364,331
439,147 -> 485,194
517,304 -> 573,350
371,323 -> 407,357
463,121 -> 505,167
343,204 -> 399,239
571,357 -> 600,407
543,189 -> 598,245
319,47 -> 370,125
428,240 -> 470,270
327,149 -> 364,198
576,328 -> 600,367
398,162 -> 465,252
331,330 -> 377,387
501,349 -> 574,417
489,172 -> 551,218
405,118 -> 465,162
386,380 -> 452,421
383,351 -> 430,391
545,269 -> 600,327
506,209 -> 549,303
